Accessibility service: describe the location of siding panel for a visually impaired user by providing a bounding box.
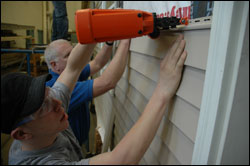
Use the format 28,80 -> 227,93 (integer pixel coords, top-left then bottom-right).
114,101 -> 130,134
128,52 -> 205,108
117,77 -> 199,142
114,100 -> 134,132
130,34 -> 177,59
95,25 -> 210,164
114,115 -> 126,137
150,135 -> 181,165
114,87 -> 160,164
157,116 -> 194,164
116,81 -> 195,164
117,79 -> 148,113
130,29 -> 210,70
114,86 -> 141,124
168,97 -> 200,142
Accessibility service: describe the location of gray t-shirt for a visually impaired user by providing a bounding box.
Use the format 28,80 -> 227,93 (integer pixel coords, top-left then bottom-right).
8,82 -> 90,165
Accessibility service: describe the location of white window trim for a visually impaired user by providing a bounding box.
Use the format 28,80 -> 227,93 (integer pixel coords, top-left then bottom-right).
192,1 -> 249,164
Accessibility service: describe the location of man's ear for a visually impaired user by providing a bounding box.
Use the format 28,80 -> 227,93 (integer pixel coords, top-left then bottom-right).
50,61 -> 57,69
11,127 -> 32,141
50,61 -> 59,73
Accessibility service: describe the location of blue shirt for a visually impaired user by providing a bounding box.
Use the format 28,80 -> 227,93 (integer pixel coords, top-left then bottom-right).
46,64 -> 93,146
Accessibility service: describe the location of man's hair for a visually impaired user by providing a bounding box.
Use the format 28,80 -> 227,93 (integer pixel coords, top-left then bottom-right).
44,39 -> 71,69
44,45 -> 59,69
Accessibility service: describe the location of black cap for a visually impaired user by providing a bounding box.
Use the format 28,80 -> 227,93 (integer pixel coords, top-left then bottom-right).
1,73 -> 52,134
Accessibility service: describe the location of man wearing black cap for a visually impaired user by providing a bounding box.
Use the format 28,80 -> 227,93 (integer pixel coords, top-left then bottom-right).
1,34 -> 187,165
2,42 -> 97,164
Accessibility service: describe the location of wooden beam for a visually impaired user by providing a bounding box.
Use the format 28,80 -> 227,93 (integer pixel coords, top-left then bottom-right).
1,23 -> 35,30
1,36 -> 33,41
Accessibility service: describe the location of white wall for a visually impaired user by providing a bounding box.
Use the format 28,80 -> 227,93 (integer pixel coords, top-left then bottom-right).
220,13 -> 249,165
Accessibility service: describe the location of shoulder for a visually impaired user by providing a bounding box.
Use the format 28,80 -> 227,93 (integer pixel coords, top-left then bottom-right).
46,71 -> 59,87
71,80 -> 94,99
9,128 -> 88,165
74,79 -> 93,90
79,64 -> 91,81
52,81 -> 71,95
51,82 -> 71,112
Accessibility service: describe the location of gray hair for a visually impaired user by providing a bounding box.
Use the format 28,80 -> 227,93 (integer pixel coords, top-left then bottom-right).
44,45 -> 59,69
44,39 -> 70,69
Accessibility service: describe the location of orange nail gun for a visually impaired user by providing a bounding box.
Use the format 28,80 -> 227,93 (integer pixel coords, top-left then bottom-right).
75,9 -> 188,44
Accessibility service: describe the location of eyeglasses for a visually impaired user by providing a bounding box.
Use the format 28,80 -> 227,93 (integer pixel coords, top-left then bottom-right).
15,87 -> 57,128
37,87 -> 57,117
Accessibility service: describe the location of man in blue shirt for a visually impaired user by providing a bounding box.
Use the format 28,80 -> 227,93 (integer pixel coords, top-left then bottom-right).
44,39 -> 130,150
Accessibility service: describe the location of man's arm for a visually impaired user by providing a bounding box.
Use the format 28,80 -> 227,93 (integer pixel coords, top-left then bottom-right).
89,43 -> 113,76
92,39 -> 130,98
57,43 -> 96,93
89,34 -> 187,165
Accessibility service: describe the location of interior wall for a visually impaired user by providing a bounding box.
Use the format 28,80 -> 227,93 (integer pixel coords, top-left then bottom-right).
1,1 -> 83,46
47,1 -> 82,32
1,1 -> 43,46
66,1 -> 82,32
1,1 -> 43,30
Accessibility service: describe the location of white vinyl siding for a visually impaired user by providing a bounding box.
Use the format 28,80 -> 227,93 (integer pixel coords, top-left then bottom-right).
94,25 -> 211,164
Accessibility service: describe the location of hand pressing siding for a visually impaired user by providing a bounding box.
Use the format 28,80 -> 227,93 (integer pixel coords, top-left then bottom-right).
156,34 -> 187,100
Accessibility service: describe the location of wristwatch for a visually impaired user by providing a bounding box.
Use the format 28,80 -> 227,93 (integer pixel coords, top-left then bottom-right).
105,41 -> 114,46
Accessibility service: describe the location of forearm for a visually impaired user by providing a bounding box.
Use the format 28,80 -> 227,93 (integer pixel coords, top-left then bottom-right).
89,34 -> 187,165
112,86 -> 170,164
57,43 -> 96,92
101,40 -> 130,87
90,44 -> 113,76
67,43 -> 96,72
89,86 -> 170,165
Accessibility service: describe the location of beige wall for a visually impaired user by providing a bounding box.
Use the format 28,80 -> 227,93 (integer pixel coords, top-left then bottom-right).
46,1 -> 82,42
1,1 -> 43,29
1,1 -> 43,47
47,1 -> 82,32
66,1 -> 82,32
1,1 -> 84,46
